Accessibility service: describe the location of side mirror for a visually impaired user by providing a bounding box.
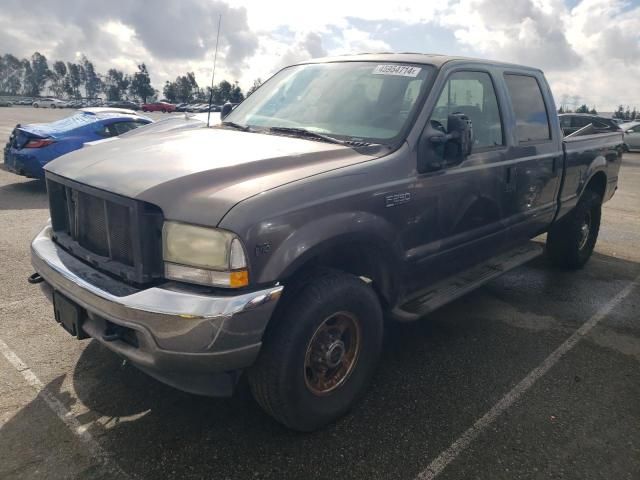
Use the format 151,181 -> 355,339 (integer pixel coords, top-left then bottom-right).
418,113 -> 474,173
220,102 -> 233,120
446,113 -> 473,158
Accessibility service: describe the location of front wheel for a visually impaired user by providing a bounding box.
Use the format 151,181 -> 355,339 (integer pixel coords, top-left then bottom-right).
547,190 -> 602,269
248,271 -> 383,431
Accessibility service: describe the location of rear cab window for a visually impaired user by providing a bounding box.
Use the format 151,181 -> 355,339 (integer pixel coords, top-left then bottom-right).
504,74 -> 551,143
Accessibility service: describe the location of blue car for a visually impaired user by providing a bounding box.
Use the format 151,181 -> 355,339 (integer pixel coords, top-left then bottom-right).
3,108 -> 152,179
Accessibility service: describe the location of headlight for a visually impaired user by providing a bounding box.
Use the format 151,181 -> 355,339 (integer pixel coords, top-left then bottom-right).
162,221 -> 248,288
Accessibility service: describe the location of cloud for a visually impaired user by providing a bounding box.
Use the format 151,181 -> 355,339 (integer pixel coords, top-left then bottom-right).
1,0 -> 640,110
0,0 -> 257,81
440,0 -> 581,71
433,0 -> 640,110
278,32 -> 328,68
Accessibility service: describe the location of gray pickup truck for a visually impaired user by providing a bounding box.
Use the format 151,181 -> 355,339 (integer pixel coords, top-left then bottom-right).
31,54 -> 622,431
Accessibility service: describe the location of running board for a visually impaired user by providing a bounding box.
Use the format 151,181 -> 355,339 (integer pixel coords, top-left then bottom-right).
391,242 -> 544,322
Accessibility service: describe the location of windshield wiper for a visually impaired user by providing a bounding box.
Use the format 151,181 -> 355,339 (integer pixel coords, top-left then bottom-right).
267,126 -> 347,145
220,121 -> 251,131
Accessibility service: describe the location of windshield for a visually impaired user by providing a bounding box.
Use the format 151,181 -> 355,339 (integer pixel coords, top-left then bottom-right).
225,62 -> 434,143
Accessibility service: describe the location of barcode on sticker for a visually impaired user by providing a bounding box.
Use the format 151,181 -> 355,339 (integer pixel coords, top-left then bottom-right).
372,65 -> 422,77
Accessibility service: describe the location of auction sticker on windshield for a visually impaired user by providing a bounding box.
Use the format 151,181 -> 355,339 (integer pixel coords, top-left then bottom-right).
372,64 -> 422,77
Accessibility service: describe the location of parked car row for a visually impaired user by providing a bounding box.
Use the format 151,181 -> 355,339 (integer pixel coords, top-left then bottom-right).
175,103 -> 224,113
1,98 -> 241,113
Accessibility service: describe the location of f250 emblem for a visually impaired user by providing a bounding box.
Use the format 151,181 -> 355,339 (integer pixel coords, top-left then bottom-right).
385,192 -> 411,208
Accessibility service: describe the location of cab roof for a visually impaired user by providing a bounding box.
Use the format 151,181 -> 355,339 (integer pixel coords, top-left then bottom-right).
297,52 -> 542,73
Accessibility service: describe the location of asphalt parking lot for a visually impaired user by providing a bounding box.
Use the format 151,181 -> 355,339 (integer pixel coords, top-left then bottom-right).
0,106 -> 638,480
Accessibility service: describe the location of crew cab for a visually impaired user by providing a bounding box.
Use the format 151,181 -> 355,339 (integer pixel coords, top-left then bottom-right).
30,54 -> 622,431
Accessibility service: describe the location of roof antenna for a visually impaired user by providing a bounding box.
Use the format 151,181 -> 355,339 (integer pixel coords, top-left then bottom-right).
207,14 -> 222,127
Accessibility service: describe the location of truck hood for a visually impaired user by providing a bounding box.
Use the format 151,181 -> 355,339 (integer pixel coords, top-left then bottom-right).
45,127 -> 380,226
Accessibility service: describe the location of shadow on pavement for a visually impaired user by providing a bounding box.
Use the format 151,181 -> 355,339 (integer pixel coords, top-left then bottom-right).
0,178 -> 47,210
2,253 -> 638,479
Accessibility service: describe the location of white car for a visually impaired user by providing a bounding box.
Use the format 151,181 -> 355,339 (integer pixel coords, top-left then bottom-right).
32,98 -> 66,108
620,121 -> 640,151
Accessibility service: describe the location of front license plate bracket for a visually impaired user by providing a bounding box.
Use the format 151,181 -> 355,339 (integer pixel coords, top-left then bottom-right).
53,291 -> 89,340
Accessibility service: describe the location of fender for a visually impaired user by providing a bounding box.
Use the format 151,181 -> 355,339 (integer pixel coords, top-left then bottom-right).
580,157 -> 607,197
257,211 -> 404,287
557,134 -> 619,221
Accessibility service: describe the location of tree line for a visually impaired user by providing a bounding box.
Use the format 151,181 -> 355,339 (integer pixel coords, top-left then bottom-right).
558,103 -> 639,121
558,104 -> 598,115
0,51 -> 262,104
611,105 -> 639,121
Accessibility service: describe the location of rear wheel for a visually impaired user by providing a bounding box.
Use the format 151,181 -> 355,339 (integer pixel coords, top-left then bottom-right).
33,103 -> 39,108
161,108 -> 167,113
547,189 -> 602,269
249,271 -> 383,431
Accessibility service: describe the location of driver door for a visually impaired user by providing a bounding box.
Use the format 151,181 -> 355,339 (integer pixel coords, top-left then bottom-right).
404,69 -> 509,290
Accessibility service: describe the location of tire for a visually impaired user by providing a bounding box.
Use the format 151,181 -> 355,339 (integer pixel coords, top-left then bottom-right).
248,271 -> 383,431
33,103 -> 39,108
547,189 -> 602,269
50,104 -> 56,108
161,109 -> 167,113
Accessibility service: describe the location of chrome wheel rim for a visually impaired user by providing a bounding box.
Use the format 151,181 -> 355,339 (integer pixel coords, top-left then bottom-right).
304,312 -> 361,396
578,211 -> 592,250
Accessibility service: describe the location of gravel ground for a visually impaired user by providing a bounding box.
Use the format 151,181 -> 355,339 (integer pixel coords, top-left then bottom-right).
0,106 -> 638,480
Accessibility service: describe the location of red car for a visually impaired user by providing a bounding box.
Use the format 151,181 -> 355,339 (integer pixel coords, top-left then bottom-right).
141,101 -> 176,113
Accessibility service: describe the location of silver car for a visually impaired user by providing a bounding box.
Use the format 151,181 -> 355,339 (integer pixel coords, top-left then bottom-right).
621,121 -> 640,150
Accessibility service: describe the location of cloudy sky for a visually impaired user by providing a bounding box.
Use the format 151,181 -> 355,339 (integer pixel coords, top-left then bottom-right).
1,0 -> 639,110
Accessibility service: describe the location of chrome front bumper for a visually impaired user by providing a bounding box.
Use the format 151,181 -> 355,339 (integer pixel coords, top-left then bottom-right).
31,224 -> 283,396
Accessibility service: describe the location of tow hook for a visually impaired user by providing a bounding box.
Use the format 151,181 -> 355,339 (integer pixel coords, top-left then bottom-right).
28,272 -> 44,284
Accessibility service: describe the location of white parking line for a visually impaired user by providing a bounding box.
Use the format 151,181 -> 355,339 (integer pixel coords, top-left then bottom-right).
0,338 -> 131,479
416,275 -> 639,480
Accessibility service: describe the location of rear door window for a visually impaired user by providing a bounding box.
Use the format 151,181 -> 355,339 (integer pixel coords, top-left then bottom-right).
504,74 -> 551,143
